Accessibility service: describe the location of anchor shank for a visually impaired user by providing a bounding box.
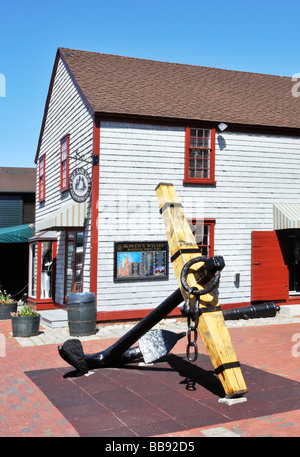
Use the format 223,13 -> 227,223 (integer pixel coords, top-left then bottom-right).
98,288 -> 183,366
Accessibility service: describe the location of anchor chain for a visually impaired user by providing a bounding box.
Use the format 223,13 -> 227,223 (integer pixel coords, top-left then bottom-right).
186,290 -> 200,362
180,256 -> 225,362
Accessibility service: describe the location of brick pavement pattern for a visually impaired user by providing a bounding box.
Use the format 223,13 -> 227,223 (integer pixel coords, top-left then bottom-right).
0,316 -> 300,437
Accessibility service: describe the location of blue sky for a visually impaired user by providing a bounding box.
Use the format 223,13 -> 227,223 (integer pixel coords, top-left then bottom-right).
0,0 -> 300,168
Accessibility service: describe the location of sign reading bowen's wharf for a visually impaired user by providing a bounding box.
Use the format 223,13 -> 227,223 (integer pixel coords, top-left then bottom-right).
69,167 -> 91,203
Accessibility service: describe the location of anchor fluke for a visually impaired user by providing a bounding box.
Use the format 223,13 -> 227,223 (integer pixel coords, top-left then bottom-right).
58,339 -> 89,376
58,329 -> 186,375
139,329 -> 186,364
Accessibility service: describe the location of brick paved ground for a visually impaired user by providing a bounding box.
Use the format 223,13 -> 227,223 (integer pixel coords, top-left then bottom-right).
0,316 -> 300,437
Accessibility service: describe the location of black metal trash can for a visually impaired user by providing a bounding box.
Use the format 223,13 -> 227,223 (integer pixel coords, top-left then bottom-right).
68,292 -> 97,336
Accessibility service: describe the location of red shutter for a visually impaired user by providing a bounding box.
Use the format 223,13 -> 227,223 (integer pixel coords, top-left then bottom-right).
251,231 -> 288,301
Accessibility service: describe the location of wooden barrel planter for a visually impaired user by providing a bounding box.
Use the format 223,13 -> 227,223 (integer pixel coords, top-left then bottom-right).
0,302 -> 18,320
68,292 -> 97,337
11,314 -> 40,337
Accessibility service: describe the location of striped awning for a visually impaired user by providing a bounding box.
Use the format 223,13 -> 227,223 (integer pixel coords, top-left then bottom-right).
273,203 -> 300,229
35,200 -> 87,232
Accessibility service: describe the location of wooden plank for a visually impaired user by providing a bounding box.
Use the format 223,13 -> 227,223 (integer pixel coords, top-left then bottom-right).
156,183 -> 247,398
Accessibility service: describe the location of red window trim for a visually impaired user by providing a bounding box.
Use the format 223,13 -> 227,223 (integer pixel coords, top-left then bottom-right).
38,155 -> 46,202
187,218 -> 215,257
184,127 -> 216,184
64,229 -> 85,304
60,134 -> 70,192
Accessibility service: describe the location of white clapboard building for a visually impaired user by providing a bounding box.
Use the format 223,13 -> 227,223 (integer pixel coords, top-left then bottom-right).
28,47 -> 300,320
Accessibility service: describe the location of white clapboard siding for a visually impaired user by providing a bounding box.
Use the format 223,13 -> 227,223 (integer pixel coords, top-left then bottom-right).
97,122 -> 300,311
36,58 -> 94,304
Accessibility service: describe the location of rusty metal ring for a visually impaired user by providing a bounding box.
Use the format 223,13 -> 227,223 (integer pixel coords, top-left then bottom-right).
180,257 -> 221,298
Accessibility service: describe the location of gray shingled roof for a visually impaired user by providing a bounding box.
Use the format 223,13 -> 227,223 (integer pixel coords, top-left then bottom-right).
59,47 -> 300,130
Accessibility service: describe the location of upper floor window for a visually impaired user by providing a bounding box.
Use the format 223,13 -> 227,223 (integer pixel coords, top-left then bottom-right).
39,155 -> 45,202
60,135 -> 70,192
184,127 -> 216,184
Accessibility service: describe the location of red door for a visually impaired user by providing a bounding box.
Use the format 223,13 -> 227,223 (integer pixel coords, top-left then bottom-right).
251,231 -> 289,301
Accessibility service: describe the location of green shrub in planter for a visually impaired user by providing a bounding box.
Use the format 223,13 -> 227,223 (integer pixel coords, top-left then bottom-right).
11,305 -> 40,337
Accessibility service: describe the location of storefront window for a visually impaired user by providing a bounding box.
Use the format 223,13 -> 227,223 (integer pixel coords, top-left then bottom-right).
41,242 -> 52,298
28,232 -> 57,309
65,231 -> 84,299
29,243 -> 37,298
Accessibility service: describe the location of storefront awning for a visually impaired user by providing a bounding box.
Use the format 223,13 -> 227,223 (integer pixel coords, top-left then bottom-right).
0,223 -> 34,243
273,203 -> 300,229
35,200 -> 88,232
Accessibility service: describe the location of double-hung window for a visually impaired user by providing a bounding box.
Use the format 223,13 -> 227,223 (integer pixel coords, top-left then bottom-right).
38,155 -> 45,202
184,127 -> 216,184
60,135 -> 70,192
188,218 -> 215,257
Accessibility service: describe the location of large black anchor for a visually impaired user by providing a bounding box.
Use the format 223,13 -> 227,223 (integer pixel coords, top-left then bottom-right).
58,255 -> 225,375
58,255 -> 280,376
58,288 -> 186,376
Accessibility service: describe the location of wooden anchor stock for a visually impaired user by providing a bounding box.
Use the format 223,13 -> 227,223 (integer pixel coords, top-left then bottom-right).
156,183 -> 248,398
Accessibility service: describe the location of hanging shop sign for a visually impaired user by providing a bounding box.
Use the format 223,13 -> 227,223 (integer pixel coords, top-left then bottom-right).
69,167 -> 91,203
114,241 -> 169,281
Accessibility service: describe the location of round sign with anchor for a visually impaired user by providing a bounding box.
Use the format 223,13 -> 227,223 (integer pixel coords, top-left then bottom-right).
69,167 -> 91,203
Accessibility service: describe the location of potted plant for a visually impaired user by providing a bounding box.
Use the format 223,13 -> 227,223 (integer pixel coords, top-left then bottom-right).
0,290 -> 17,320
11,305 -> 40,337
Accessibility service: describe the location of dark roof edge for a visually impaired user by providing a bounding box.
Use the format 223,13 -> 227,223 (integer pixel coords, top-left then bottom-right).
35,49 -> 60,164
94,111 -> 300,137
34,48 -> 95,164
35,48 -> 300,165
58,48 -> 94,117
58,47 -> 292,79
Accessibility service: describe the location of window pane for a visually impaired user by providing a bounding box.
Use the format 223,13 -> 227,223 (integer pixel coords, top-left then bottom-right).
40,176 -> 44,199
39,159 -> 44,176
188,220 -> 213,258
61,140 -> 67,152
187,128 -> 213,182
41,242 -> 52,299
201,246 -> 209,256
29,243 -> 37,298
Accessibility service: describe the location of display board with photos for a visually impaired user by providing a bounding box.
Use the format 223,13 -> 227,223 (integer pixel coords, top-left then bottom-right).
114,242 -> 169,281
